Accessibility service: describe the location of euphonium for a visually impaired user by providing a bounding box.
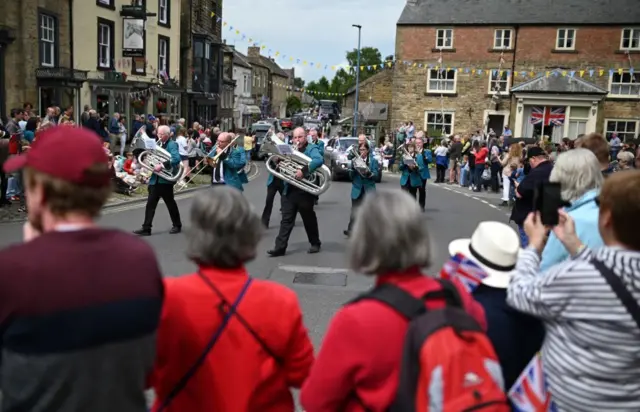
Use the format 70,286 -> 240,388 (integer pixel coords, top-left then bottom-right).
263,133 -> 331,196
137,131 -> 185,182
347,144 -> 371,177
396,143 -> 416,165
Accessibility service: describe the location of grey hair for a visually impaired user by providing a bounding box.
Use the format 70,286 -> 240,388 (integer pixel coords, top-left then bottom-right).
550,148 -> 603,202
348,189 -> 432,275
186,187 -> 263,268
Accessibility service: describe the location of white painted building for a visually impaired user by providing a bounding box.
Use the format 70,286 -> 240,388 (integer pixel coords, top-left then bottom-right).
230,47 -> 259,129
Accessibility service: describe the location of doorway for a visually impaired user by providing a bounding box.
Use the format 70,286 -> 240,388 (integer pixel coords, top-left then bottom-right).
487,115 -> 505,136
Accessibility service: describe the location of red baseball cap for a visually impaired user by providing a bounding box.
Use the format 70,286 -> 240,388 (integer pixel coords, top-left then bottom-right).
3,126 -> 111,187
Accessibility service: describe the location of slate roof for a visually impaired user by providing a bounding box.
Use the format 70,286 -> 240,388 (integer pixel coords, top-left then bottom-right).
258,56 -> 289,78
397,0 -> 640,25
510,69 -> 608,94
232,49 -> 252,70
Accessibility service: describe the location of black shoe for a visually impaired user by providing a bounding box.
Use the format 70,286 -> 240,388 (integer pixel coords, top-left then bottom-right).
499,201 -> 508,207
169,226 -> 181,234
308,244 -> 321,254
267,248 -> 286,257
343,230 -> 350,237
133,228 -> 151,236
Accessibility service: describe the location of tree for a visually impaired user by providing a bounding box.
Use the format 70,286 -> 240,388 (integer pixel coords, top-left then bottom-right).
286,95 -> 302,116
293,77 -> 305,88
346,47 -> 383,84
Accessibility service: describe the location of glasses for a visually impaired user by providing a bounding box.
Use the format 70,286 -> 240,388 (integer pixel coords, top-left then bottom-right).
594,196 -> 600,206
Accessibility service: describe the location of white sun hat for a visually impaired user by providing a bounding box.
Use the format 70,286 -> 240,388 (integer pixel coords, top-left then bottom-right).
448,221 -> 521,289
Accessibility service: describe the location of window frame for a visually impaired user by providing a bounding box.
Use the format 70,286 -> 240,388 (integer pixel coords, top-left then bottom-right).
96,0 -> 115,10
435,28 -> 453,50
620,28 -> 640,51
556,28 -> 576,50
38,11 -> 58,68
158,35 -> 170,77
424,111 -> 455,136
604,119 -> 639,142
158,0 -> 170,27
493,29 -> 513,50
426,69 -> 457,94
96,18 -> 115,71
487,70 -> 510,94
608,70 -> 640,98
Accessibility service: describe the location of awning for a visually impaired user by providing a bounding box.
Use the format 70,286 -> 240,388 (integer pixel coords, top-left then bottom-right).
243,105 -> 261,115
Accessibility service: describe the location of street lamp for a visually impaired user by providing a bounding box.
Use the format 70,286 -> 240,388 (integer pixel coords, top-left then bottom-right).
352,24 -> 362,137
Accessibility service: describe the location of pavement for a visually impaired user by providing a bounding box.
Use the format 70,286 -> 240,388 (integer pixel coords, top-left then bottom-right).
0,164 -> 510,409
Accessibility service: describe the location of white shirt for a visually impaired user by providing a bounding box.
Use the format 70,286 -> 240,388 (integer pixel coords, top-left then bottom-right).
211,160 -> 224,183
434,146 -> 448,156
176,136 -> 189,156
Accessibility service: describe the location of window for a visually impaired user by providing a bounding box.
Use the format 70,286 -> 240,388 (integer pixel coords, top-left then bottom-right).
158,35 -> 169,76
556,28 -> 576,50
158,0 -> 170,26
427,69 -> 456,94
425,111 -> 454,136
96,0 -> 114,9
436,29 -> 453,49
243,74 -> 248,93
605,120 -> 638,142
193,39 -> 210,92
609,70 -> 640,97
621,28 -> 640,50
493,29 -> 512,49
39,13 -> 56,67
567,106 -> 589,139
97,18 -> 114,70
488,70 -> 509,94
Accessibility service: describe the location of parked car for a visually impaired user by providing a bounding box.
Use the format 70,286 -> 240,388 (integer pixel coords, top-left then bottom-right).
249,122 -> 273,160
280,118 -> 293,129
303,117 -> 323,131
323,137 -> 382,183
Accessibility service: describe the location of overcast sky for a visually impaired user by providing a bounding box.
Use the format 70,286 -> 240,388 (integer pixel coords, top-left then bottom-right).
222,0 -> 404,83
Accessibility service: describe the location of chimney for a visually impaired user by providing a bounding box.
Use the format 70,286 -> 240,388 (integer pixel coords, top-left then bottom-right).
247,46 -> 260,58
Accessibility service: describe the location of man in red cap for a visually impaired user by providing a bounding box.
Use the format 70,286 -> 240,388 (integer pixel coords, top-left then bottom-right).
0,126 -> 164,412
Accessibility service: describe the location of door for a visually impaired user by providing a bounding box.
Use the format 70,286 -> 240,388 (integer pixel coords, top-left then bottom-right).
487,115 -> 505,136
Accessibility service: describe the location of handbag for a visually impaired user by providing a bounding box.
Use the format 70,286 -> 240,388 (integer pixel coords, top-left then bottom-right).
592,259 -> 640,329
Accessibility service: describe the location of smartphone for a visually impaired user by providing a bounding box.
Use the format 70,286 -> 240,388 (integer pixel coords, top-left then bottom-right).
533,182 -> 563,226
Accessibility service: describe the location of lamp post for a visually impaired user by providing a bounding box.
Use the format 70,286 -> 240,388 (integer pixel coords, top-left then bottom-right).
352,24 -> 362,137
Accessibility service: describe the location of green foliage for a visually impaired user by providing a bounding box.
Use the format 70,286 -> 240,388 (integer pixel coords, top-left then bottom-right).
293,77 -> 305,88
286,95 -> 302,116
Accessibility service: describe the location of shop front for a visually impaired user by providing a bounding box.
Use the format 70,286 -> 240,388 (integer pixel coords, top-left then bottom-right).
36,68 -> 88,122
86,71 -> 132,119
152,80 -> 183,124
186,92 -> 219,127
0,26 -> 15,119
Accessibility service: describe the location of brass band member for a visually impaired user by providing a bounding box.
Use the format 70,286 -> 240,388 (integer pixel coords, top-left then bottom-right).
261,132 -> 285,228
414,134 -> 433,211
207,132 -> 246,191
399,142 -> 426,201
134,125 -> 182,236
344,135 -> 379,237
268,127 -> 323,256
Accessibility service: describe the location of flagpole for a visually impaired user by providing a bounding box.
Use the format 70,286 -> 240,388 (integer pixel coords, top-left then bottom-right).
541,107 -> 546,142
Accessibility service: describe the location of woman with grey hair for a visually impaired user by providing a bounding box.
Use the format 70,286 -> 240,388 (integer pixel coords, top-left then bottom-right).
150,187 -> 314,411
539,148 -> 604,270
300,189 -> 486,411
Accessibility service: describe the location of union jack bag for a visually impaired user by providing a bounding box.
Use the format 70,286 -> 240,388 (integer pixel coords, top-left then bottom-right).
508,353 -> 558,412
440,253 -> 488,292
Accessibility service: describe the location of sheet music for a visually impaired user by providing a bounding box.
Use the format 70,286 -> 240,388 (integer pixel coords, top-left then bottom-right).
403,158 -> 416,166
277,144 -> 293,155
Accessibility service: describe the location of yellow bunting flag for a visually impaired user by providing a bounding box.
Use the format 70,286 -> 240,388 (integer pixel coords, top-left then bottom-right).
579,70 -> 585,77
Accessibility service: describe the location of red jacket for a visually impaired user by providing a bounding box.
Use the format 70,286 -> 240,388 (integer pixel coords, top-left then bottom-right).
300,269 -> 486,412
149,266 -> 315,412
474,147 -> 489,164
123,158 -> 134,174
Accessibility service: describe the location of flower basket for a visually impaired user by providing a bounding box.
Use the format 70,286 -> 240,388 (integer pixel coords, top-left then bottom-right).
132,99 -> 145,109
156,100 -> 167,112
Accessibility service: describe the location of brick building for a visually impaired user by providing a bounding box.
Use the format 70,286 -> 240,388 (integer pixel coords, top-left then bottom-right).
343,69 -> 393,135
246,46 -> 289,118
393,0 -> 640,142
0,0 -> 86,120
180,0 -> 224,125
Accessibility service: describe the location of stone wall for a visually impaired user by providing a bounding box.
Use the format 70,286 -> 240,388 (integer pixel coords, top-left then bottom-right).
393,25 -> 640,136
344,69 -> 393,131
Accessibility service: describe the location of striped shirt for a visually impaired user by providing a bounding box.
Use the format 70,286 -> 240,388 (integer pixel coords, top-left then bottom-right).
507,246 -> 640,411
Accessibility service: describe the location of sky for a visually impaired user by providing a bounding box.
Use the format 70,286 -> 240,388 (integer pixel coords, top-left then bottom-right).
222,0 -> 405,83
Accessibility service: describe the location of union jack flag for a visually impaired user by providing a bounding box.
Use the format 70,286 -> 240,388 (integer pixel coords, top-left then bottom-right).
509,354 -> 558,412
530,107 -> 566,126
439,253 -> 488,292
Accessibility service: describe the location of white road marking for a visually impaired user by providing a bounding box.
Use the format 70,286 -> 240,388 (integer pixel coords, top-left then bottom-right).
279,265 -> 349,274
429,182 -> 511,217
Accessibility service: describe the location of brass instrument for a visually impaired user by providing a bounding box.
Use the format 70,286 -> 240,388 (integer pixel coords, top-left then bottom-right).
208,134 -> 242,166
347,144 -> 371,177
263,133 -> 331,196
396,143 -> 417,167
137,130 -> 185,182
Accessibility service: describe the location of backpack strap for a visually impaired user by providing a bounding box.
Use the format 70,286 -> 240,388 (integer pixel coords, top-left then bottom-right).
592,258 -> 640,330
349,278 -> 463,320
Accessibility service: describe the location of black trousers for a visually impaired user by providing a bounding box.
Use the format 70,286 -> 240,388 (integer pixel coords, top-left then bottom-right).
347,191 -> 365,231
0,170 -> 8,203
490,161 -> 501,193
417,179 -> 427,210
261,178 -> 283,226
142,183 -> 182,230
436,165 -> 446,182
402,182 -> 418,200
274,188 -> 320,250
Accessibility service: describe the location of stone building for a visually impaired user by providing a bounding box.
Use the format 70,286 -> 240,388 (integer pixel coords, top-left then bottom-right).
247,46 -> 289,118
180,0 -> 224,125
394,0 -> 640,142
230,46 -> 259,129
219,45 -> 235,131
246,47 -> 270,118
73,0 -> 182,124
343,69 -> 393,135
0,0 -> 87,120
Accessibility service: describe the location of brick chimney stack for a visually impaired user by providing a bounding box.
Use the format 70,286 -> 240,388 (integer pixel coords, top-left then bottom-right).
247,46 -> 260,58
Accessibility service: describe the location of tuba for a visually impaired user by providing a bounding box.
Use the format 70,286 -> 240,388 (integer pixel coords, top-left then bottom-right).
396,143 -> 416,166
263,133 -> 331,196
137,130 -> 185,182
347,144 -> 371,177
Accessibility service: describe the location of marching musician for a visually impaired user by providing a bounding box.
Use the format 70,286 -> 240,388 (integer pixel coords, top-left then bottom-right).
344,136 -> 379,237
134,125 -> 182,236
414,132 -> 433,211
309,128 -> 325,156
207,132 -> 246,191
268,127 -> 323,256
261,132 -> 285,228
399,142 -> 426,201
